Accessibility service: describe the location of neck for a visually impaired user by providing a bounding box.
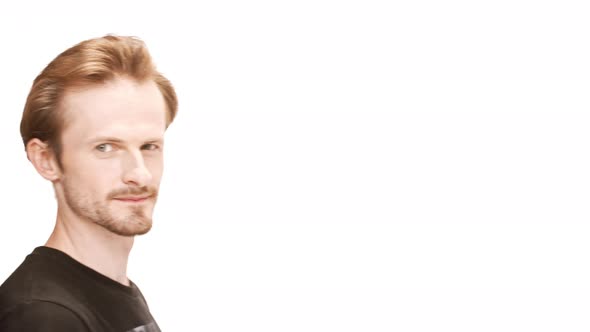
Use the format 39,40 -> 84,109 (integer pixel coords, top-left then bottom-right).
46,206 -> 135,286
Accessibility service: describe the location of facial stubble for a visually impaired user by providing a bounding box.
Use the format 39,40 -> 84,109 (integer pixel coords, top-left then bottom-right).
62,177 -> 157,237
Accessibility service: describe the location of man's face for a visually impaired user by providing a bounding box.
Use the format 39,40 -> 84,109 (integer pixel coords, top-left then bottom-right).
56,77 -> 167,236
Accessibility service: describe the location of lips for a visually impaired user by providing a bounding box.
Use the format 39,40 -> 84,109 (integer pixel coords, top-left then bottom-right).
113,195 -> 151,202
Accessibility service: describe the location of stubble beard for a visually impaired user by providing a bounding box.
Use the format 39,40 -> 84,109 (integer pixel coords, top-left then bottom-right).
62,178 -> 158,237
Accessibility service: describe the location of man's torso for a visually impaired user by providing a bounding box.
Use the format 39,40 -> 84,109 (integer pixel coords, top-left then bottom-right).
0,246 -> 160,332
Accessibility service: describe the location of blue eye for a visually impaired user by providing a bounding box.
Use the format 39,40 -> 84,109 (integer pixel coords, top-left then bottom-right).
96,143 -> 113,152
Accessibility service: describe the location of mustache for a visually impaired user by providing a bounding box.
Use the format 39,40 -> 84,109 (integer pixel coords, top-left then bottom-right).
107,186 -> 158,199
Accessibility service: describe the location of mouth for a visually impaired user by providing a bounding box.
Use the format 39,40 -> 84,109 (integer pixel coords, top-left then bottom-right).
113,195 -> 152,203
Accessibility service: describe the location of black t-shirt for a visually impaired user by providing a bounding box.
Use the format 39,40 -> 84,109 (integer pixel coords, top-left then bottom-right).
0,246 -> 161,331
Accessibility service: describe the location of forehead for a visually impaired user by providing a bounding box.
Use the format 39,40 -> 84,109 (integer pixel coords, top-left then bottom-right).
60,77 -> 167,142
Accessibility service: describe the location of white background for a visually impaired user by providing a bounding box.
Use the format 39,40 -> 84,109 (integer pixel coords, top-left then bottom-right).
1,1 -> 589,331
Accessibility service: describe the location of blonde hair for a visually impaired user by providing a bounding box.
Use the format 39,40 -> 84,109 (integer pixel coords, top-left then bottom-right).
20,35 -> 178,165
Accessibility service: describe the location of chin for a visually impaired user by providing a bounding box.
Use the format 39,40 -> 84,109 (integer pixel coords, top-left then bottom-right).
98,214 -> 153,237
105,223 -> 153,237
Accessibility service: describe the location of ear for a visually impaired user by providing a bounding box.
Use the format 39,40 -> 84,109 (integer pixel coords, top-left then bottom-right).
26,139 -> 62,182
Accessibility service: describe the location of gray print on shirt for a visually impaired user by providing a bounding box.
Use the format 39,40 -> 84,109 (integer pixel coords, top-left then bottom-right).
126,321 -> 160,332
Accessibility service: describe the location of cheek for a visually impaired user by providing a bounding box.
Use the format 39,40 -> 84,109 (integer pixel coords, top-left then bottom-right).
145,156 -> 164,179
83,162 -> 121,180
62,172 -> 107,203
69,160 -> 122,193
74,173 -> 111,196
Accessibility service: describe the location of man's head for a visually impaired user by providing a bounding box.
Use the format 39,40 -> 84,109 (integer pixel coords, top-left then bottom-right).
20,35 -> 178,237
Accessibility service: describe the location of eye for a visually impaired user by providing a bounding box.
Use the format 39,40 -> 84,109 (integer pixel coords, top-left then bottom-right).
141,143 -> 160,151
96,143 -> 114,152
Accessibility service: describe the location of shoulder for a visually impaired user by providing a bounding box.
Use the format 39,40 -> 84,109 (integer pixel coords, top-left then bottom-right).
0,301 -> 89,331
1,250 -> 79,310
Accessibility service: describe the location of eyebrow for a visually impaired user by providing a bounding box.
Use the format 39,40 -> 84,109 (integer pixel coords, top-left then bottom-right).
88,137 -> 164,144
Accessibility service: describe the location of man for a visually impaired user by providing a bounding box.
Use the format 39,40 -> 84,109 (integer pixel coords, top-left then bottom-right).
0,35 -> 178,331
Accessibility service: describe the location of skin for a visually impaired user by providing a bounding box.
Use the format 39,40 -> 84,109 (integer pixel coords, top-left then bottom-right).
26,77 -> 167,286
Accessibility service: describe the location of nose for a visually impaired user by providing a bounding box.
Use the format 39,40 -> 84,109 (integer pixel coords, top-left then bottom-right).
122,152 -> 152,187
